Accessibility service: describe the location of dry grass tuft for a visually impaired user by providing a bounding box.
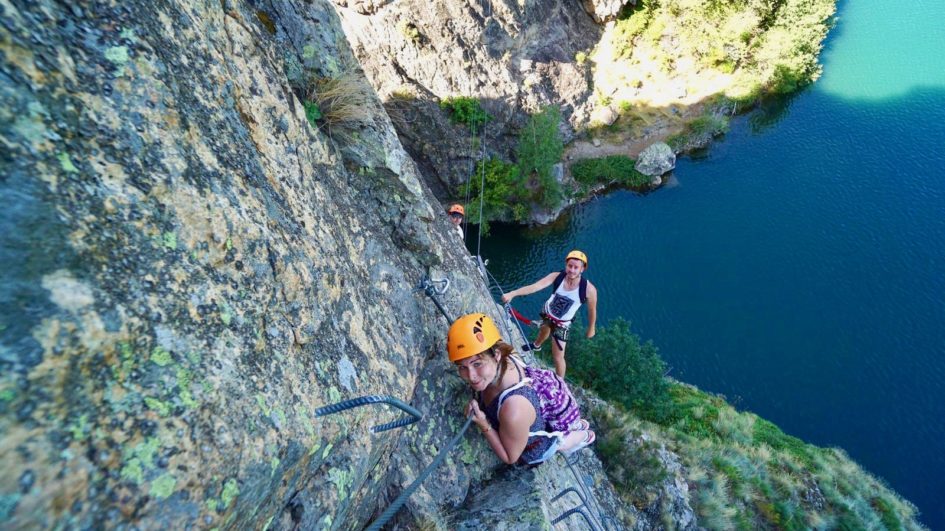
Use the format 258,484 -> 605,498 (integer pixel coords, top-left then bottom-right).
305,70 -> 375,132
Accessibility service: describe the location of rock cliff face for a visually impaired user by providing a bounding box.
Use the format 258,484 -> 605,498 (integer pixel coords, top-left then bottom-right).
333,0 -> 604,197
0,0 -> 659,529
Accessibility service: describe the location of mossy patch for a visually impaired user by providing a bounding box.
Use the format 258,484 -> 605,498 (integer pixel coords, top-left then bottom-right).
274,408 -> 287,427
326,386 -> 341,403
162,231 -> 177,250
58,152 -> 78,173
255,394 -> 271,416
327,468 -> 351,500
219,303 -> 232,326
177,367 -> 198,409
104,46 -> 130,64
296,405 -> 315,436
144,397 -> 171,416
113,342 -> 137,380
150,474 -> 176,499
68,414 -> 90,441
460,439 -> 476,465
128,437 -> 161,468
220,478 -> 239,508
121,458 -> 145,484
304,101 -> 322,127
151,346 -> 173,366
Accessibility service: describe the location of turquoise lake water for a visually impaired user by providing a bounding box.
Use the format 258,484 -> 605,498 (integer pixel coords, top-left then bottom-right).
481,0 -> 945,527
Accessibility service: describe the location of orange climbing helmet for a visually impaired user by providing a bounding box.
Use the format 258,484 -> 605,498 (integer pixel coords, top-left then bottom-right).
448,204 -> 465,216
447,313 -> 502,362
565,250 -> 588,269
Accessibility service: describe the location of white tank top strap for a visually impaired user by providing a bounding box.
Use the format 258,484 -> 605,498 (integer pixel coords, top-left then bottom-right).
497,378 -> 533,409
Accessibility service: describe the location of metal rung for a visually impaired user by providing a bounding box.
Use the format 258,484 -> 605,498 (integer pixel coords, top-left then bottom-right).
314,395 -> 422,433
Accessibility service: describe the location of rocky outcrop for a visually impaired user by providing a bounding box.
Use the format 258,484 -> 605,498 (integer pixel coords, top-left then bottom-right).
333,0 -> 602,195
0,0 -> 624,529
580,0 -> 634,24
635,142 -> 676,176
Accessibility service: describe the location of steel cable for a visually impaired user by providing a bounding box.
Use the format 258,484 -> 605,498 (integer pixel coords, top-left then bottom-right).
366,417 -> 474,530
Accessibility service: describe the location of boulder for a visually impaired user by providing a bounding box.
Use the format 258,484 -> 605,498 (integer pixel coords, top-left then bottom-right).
580,0 -> 633,23
591,104 -> 619,126
551,162 -> 565,184
636,142 -> 676,176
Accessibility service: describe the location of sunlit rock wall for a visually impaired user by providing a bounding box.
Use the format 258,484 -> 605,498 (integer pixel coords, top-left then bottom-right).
0,0 -> 496,527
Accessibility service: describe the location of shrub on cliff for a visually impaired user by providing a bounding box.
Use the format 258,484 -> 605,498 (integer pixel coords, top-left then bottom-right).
459,157 -> 528,234
440,96 -> 491,133
567,318 -> 673,422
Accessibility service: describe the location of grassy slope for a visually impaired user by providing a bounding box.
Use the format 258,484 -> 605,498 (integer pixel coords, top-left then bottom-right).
552,320 -> 925,529
590,383 -> 924,530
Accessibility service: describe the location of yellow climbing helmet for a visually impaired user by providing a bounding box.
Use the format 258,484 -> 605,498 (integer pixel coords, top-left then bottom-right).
565,250 -> 588,269
448,204 -> 465,216
447,313 -> 502,362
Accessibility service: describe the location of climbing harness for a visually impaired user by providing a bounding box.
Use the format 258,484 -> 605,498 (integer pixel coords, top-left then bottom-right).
314,395 -> 422,433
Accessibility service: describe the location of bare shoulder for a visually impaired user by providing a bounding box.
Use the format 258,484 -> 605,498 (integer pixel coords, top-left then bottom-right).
499,394 -> 537,426
586,280 -> 598,296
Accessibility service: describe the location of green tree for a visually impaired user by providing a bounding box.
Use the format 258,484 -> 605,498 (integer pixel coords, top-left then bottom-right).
458,157 -> 527,234
516,106 -> 564,209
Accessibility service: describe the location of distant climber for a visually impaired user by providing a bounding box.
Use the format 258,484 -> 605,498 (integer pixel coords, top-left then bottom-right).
448,204 -> 465,239
501,250 -> 597,378
448,313 -> 595,465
